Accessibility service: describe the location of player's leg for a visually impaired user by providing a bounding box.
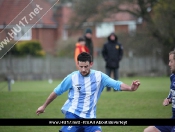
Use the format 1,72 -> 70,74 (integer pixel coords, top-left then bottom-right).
59,126 -> 83,132
84,125 -> 102,132
144,126 -> 173,132
59,111 -> 83,132
144,126 -> 160,132
155,126 -> 174,132
171,126 -> 175,132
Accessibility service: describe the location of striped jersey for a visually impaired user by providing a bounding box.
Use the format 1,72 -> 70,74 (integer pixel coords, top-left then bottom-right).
54,69 -> 123,119
168,74 -> 175,118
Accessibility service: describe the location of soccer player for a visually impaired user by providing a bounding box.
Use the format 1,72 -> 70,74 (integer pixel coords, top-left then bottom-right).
144,50 -> 175,132
36,52 -> 140,132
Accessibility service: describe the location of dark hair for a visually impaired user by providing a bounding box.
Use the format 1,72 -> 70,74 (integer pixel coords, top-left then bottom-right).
78,37 -> 85,42
77,52 -> 92,63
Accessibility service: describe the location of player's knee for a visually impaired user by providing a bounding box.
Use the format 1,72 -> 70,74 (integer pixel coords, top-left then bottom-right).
143,126 -> 159,132
143,127 -> 148,132
144,126 -> 152,132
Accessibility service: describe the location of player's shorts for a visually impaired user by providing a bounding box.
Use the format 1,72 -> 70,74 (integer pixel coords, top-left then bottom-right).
59,111 -> 102,132
155,126 -> 175,132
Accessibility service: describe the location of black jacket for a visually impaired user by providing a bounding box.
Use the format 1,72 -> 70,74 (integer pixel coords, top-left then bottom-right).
102,33 -> 123,68
84,36 -> 94,61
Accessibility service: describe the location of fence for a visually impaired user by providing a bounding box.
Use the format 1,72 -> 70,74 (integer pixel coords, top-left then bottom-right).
0,55 -> 167,80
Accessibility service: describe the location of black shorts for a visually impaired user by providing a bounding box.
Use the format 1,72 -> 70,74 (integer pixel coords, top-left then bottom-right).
155,126 -> 175,132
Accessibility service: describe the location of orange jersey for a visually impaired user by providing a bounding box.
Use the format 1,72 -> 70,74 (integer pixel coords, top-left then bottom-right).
74,43 -> 89,66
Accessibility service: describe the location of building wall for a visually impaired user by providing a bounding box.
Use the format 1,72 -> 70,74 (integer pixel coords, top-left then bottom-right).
32,28 -> 57,54
115,25 -> 128,33
0,28 -> 58,54
0,29 -> 7,40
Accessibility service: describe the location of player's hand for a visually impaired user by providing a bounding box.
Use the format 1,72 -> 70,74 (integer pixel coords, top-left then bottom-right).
131,80 -> 140,91
36,106 -> 45,116
163,98 -> 171,106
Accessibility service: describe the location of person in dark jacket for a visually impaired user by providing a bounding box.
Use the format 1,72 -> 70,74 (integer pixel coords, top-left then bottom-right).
84,28 -> 94,62
102,32 -> 123,91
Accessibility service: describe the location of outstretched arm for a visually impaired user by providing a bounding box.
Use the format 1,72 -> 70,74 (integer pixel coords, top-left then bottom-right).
101,73 -> 140,91
36,92 -> 57,115
163,90 -> 172,106
120,80 -> 140,91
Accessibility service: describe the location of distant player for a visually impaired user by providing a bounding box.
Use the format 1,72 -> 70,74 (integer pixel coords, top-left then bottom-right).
36,52 -> 140,132
74,37 -> 89,69
144,50 -> 175,132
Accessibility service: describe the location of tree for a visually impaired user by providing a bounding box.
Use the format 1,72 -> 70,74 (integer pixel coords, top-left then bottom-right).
69,0 -> 157,27
69,0 -> 175,74
152,0 -> 175,64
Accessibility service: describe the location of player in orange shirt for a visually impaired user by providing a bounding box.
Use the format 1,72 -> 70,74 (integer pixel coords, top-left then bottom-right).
74,37 -> 89,69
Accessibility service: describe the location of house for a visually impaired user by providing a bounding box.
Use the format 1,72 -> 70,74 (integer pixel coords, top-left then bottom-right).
0,0 -> 142,56
0,0 -> 59,54
62,3 -> 143,56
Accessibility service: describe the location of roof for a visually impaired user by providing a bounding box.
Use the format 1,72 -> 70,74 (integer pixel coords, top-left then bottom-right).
103,12 -> 136,22
104,4 -> 138,22
62,2 -> 138,26
96,4 -> 138,23
0,0 -> 57,28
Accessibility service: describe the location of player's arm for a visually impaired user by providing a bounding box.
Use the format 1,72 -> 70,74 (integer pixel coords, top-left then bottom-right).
120,80 -> 140,91
36,74 -> 72,115
36,92 -> 57,115
163,90 -> 172,106
101,73 -> 140,91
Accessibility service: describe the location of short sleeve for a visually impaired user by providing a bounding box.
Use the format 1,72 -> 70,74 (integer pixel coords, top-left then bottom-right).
101,72 -> 123,91
54,74 -> 72,95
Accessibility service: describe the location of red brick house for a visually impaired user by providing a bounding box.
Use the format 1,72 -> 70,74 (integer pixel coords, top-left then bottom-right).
61,3 -> 143,56
0,0 -> 59,54
0,0 -> 142,56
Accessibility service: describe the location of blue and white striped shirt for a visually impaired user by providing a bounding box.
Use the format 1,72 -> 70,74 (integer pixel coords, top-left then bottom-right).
168,74 -> 175,105
54,69 -> 123,118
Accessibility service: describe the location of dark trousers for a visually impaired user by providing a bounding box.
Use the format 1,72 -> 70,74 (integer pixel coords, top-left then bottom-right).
106,67 -> 119,91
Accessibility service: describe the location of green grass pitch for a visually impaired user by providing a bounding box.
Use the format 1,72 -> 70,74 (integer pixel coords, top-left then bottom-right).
0,76 -> 172,132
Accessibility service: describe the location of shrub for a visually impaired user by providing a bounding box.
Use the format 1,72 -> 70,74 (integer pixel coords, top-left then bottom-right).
56,37 -> 77,57
10,40 -> 45,57
0,41 -> 19,56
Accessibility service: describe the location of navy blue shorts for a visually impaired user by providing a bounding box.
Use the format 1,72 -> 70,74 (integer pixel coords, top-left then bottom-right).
155,126 -> 175,132
59,111 -> 102,132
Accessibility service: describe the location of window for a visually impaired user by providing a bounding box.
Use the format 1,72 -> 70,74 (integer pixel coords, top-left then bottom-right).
128,22 -> 136,35
96,23 -> 115,38
14,27 -> 32,41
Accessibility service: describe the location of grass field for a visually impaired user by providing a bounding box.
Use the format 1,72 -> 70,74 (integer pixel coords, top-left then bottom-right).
0,76 -> 172,132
